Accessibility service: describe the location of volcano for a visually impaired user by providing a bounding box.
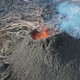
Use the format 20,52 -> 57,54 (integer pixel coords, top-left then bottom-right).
31,27 -> 60,40
4,32 -> 80,80
0,0 -> 80,80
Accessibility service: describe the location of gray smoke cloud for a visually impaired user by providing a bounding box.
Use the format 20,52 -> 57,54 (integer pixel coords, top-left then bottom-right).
56,1 -> 80,39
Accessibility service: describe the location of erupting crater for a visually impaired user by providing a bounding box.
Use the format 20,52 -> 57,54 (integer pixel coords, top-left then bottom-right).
31,26 -> 61,40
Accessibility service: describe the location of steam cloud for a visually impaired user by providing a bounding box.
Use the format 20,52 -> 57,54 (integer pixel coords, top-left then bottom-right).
56,1 -> 80,39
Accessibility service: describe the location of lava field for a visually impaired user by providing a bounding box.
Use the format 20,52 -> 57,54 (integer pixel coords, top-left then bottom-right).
0,0 -> 80,80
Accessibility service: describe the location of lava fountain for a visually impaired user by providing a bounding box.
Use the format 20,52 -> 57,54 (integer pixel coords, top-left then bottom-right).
31,26 -> 60,40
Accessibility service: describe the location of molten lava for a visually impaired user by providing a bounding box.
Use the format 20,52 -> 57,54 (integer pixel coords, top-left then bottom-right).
31,27 -> 54,40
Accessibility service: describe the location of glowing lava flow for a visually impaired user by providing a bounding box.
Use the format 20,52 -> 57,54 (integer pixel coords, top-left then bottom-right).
32,29 -> 49,40
31,27 -> 59,40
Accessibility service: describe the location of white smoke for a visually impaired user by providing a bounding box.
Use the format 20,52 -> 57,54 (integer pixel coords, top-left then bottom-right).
56,1 -> 80,39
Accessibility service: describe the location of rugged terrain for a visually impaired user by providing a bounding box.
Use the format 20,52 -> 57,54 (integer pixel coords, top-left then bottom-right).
0,0 -> 80,80
2,32 -> 80,80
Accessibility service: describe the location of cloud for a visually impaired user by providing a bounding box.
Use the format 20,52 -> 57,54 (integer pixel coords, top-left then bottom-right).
56,1 -> 80,39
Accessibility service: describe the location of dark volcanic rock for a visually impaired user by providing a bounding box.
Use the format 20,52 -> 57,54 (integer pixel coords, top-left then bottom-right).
5,33 -> 80,80
0,0 -> 42,21
0,0 -> 80,80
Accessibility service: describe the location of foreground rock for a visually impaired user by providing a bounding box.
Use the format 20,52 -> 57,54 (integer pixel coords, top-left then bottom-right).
3,33 -> 80,80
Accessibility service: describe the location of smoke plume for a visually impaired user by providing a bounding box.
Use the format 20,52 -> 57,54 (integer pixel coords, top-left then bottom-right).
56,1 -> 80,39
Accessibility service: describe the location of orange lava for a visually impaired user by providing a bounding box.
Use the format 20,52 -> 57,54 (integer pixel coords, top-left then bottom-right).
32,27 -> 53,40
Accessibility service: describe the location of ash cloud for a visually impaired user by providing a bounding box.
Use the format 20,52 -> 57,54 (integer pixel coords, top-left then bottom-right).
56,1 -> 80,39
